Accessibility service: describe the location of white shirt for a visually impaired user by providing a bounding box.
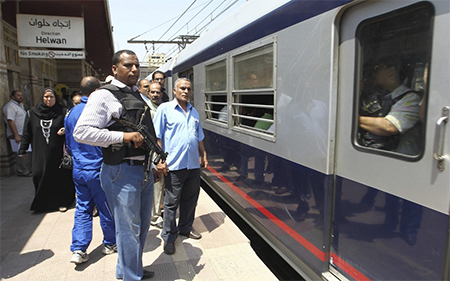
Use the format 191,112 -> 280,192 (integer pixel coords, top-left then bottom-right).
74,79 -> 136,148
140,93 -> 159,120
2,100 -> 26,137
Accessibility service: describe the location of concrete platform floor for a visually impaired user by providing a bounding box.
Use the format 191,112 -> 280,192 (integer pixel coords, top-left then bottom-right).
0,174 -> 277,281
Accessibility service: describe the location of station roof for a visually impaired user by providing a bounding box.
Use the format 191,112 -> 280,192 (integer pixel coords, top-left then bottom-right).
2,0 -> 114,79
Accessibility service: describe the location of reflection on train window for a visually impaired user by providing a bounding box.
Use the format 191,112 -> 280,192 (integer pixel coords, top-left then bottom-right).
355,3 -> 433,159
232,43 -> 275,136
234,44 -> 273,90
232,93 -> 274,133
206,60 -> 226,91
205,60 -> 227,123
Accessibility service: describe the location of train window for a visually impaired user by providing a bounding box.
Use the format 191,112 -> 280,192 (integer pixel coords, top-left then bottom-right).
231,43 -> 275,138
205,60 -> 227,123
233,44 -> 273,90
354,3 -> 433,159
206,60 -> 226,91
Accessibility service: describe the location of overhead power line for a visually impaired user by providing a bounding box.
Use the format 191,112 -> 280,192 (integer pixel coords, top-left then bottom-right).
165,0 -> 215,42
157,0 -> 198,41
129,0 -> 243,61
164,0 -> 241,58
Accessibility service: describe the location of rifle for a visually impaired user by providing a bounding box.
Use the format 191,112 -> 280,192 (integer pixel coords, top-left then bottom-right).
112,118 -> 168,165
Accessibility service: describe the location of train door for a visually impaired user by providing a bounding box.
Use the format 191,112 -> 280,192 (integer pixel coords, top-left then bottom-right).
331,1 -> 449,280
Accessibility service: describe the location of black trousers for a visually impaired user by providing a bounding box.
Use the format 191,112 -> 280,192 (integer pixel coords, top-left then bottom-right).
161,168 -> 201,243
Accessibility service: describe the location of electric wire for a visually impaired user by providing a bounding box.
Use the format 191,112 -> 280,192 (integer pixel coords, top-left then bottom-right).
165,0 -> 214,42
155,0 -> 238,54
157,0 -> 198,41
163,0 -> 241,58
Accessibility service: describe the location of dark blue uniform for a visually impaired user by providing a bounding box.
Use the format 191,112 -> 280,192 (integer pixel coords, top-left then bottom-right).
65,96 -> 115,252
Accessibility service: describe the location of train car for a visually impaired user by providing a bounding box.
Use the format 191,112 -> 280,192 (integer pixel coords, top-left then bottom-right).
158,0 -> 450,280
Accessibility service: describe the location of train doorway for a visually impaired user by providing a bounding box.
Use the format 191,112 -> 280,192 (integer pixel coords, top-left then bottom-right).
332,0 -> 449,280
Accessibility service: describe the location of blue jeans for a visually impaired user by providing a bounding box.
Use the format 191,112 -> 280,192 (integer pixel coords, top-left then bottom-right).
100,162 -> 153,281
162,168 -> 200,243
70,168 -> 115,252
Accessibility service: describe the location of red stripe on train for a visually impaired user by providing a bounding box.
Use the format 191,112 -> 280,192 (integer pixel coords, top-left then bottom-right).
207,166 -> 371,281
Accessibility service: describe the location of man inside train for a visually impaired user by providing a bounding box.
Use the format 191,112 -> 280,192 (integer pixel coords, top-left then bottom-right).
358,57 -> 423,245
358,57 -> 422,156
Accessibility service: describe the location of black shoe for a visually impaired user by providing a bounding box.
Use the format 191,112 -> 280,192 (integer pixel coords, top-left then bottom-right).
116,270 -> 155,280
180,230 -> 202,239
142,269 -> 155,280
401,234 -> 417,246
164,242 -> 175,255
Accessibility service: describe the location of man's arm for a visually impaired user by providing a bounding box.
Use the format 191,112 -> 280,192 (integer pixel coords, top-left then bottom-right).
156,138 -> 169,175
198,141 -> 208,168
123,132 -> 144,148
360,91 -> 421,137
73,89 -> 124,147
359,116 -> 400,136
7,120 -> 21,143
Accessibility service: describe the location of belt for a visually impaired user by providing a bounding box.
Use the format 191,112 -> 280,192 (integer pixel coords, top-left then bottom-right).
121,159 -> 146,166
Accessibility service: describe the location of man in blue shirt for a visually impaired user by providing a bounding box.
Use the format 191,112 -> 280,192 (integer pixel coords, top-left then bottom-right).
65,76 -> 116,264
153,77 -> 208,255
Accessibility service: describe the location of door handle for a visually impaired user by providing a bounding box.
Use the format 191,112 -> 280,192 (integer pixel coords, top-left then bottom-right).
434,106 -> 449,171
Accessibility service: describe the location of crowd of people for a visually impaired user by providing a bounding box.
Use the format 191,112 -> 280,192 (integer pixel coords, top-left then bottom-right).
3,50 -> 207,280
3,45 -> 424,279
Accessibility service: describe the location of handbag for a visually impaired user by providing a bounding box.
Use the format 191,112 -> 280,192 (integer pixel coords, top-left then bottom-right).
60,143 -> 73,169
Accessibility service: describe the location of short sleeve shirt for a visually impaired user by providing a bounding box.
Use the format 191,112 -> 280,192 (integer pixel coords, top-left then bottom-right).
153,100 -> 204,171
385,84 -> 421,133
2,100 -> 26,137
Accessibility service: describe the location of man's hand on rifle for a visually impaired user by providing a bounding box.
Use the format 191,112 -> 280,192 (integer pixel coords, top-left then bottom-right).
157,160 -> 169,176
152,168 -> 162,183
123,132 -> 144,148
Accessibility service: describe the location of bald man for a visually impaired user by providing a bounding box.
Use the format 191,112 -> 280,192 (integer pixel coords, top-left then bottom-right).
65,76 -> 116,264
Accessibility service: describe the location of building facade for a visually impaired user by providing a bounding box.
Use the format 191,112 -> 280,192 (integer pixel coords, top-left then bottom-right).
1,0 -> 114,176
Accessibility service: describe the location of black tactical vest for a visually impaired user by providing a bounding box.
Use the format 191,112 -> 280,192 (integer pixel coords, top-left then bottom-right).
101,84 -> 156,165
359,90 -> 414,150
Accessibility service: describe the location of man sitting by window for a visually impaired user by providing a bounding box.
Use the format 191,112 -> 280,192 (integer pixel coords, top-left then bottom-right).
359,57 -> 422,156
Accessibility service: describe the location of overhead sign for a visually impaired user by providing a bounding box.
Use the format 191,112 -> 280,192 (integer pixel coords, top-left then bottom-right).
19,49 -> 85,59
17,14 -> 85,49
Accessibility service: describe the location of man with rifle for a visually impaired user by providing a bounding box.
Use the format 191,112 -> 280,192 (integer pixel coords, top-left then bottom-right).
74,50 -> 164,280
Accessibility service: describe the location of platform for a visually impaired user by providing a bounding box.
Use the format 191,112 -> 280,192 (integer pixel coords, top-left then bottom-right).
0,174 -> 277,281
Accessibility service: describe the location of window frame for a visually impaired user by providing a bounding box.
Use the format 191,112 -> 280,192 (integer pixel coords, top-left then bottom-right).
351,2 -> 434,161
204,55 -> 229,128
229,36 -> 277,142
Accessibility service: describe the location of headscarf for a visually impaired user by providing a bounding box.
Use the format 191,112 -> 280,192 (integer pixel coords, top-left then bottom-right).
31,87 -> 64,119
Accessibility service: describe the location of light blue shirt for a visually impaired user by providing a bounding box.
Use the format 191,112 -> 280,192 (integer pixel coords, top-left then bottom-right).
153,99 -> 204,171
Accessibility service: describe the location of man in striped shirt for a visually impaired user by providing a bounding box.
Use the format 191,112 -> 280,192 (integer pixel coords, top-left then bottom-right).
74,50 -> 158,280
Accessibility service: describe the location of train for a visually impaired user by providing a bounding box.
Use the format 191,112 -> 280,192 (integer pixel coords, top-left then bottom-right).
151,0 -> 450,280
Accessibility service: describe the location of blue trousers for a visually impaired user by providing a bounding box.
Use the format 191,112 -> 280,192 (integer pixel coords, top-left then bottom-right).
162,168 -> 201,243
70,168 -> 115,252
100,163 -> 153,281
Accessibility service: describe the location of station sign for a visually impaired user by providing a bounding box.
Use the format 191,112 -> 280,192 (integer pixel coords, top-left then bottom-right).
19,49 -> 85,59
16,14 -> 85,49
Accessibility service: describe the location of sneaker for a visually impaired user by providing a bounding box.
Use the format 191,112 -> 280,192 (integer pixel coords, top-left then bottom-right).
102,244 -> 117,255
179,229 -> 202,239
70,250 -> 89,264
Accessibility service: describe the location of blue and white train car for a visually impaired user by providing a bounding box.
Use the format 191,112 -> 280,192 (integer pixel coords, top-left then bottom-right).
159,0 -> 450,280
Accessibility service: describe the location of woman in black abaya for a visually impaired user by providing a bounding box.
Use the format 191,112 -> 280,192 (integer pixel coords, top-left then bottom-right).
19,88 -> 75,212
